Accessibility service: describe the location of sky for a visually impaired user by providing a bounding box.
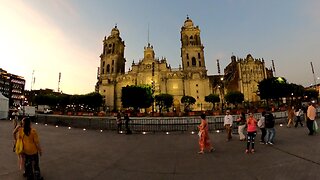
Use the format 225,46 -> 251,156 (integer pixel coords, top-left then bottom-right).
1,0 -> 320,95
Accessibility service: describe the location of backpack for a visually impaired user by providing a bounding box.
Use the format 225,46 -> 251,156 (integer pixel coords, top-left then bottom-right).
264,113 -> 275,128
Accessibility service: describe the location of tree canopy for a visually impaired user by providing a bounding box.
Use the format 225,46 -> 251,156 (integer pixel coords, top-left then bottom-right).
181,95 -> 196,111
205,94 -> 220,110
258,77 -> 289,100
154,93 -> 173,113
224,91 -> 244,106
121,85 -> 153,111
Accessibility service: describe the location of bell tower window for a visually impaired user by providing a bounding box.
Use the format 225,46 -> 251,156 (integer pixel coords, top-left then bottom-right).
107,64 -> 110,73
192,57 -> 196,66
187,53 -> 189,59
198,53 -> 201,59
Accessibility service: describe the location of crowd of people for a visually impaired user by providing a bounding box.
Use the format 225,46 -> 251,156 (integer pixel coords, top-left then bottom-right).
9,102 -> 318,179
197,102 -> 318,154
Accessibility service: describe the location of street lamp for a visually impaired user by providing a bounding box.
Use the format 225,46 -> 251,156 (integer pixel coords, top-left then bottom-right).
220,77 -> 225,113
151,80 -> 155,116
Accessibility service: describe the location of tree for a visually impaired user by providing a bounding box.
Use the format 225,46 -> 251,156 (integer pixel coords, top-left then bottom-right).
121,85 -> 153,112
205,94 -> 220,110
287,83 -> 305,105
155,93 -> 173,113
83,92 -> 103,111
224,91 -> 244,108
258,77 -> 288,106
181,95 -> 196,112
304,89 -> 319,102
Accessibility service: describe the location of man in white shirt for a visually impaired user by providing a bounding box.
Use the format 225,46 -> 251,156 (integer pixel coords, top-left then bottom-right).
224,110 -> 234,141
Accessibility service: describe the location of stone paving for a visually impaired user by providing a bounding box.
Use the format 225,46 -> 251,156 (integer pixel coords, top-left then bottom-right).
0,118 -> 319,180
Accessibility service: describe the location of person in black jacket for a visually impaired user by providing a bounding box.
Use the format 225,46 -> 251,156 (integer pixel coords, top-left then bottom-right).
124,114 -> 132,134
264,109 -> 275,145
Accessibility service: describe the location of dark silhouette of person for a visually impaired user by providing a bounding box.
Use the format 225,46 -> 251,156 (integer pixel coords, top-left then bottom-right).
124,114 -> 132,134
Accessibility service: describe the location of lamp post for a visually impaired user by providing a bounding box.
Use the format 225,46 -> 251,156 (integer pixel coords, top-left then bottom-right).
220,77 -> 225,113
151,80 -> 155,116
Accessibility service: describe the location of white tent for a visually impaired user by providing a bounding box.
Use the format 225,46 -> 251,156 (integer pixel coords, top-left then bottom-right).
0,92 -> 9,119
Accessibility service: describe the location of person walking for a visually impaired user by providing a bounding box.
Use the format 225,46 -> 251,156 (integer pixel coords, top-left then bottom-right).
12,109 -> 19,128
294,107 -> 304,127
245,113 -> 257,153
197,114 -> 214,154
287,106 -> 295,128
257,111 -> 266,144
18,117 -> 43,180
13,118 -> 25,175
306,103 -> 317,135
236,112 -> 246,141
124,114 -> 132,134
116,112 -> 122,133
265,109 -> 275,145
224,110 -> 233,142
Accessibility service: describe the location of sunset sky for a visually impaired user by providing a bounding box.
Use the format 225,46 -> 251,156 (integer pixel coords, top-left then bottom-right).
1,0 -> 319,94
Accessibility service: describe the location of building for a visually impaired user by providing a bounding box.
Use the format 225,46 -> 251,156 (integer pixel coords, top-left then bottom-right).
212,55 -> 273,103
97,17 -> 272,112
0,68 -> 25,107
98,17 -> 212,112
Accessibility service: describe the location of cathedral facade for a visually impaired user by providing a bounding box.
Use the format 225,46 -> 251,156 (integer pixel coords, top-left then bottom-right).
97,17 -> 211,112
97,17 -> 273,112
212,55 -> 273,104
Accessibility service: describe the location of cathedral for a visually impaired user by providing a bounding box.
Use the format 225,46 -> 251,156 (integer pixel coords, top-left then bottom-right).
97,17 -> 273,112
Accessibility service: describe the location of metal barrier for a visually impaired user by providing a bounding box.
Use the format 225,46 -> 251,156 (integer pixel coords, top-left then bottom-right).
35,111 -> 292,133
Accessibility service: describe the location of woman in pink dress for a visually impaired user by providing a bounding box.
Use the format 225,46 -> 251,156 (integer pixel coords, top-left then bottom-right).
198,114 -> 214,154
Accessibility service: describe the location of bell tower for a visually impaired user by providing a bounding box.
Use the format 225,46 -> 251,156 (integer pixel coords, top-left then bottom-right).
180,16 -> 206,72
98,25 -> 126,111
100,25 -> 125,78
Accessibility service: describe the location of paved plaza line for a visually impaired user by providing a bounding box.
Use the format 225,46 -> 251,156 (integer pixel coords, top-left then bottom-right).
272,145 -> 320,166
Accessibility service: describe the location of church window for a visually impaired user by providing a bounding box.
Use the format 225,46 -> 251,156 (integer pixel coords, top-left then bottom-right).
197,96 -> 199,99
109,44 -> 112,47
112,60 -> 114,65
199,61 -> 201,67
187,62 -> 189,66
198,53 -> 200,59
196,84 -> 198,87
192,57 -> 196,66
106,64 -> 110,73
111,67 -> 114,73
187,53 -> 189,59
196,90 -> 199,93
190,36 -> 194,45
102,61 -> 105,66
195,35 -> 198,45
102,68 -> 105,74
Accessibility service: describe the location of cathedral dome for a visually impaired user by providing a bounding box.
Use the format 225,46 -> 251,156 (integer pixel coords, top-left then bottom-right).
111,25 -> 120,36
184,16 -> 194,27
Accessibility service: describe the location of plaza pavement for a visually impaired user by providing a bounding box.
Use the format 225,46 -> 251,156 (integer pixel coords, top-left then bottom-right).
0,118 -> 319,180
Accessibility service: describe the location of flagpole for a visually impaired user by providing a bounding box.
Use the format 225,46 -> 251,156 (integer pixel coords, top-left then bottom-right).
310,62 -> 317,89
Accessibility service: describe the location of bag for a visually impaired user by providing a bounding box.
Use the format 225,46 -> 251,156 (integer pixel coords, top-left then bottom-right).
15,138 -> 23,154
313,121 -> 319,133
257,120 -> 262,128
